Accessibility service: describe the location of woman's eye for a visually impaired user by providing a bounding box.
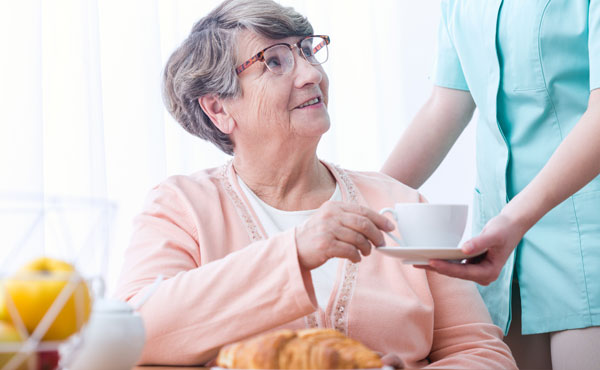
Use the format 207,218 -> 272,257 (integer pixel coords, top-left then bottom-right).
302,46 -> 313,57
265,56 -> 282,69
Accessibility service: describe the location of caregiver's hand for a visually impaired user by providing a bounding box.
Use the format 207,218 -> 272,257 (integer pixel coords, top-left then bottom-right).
417,213 -> 527,286
296,201 -> 394,270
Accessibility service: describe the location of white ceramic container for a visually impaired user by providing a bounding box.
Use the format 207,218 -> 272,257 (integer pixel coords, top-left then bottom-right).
67,299 -> 145,370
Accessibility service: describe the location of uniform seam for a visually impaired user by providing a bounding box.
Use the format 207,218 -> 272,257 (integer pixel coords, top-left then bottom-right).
538,1 -> 592,321
436,0 -> 470,91
569,195 -> 594,322
537,0 -> 564,140
493,1 -> 511,203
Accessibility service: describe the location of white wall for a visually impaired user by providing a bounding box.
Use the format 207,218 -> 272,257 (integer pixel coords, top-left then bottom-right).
302,0 -> 477,239
0,1 -> 477,293
392,2 -> 477,240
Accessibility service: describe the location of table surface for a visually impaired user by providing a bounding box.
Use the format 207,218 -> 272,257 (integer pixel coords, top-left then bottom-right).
134,367 -> 207,369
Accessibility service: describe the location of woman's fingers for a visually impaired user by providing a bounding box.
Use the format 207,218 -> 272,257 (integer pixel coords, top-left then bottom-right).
296,201 -> 398,270
338,203 -> 394,247
338,214 -> 383,252
327,240 -> 363,263
340,203 -> 395,232
331,222 -> 374,256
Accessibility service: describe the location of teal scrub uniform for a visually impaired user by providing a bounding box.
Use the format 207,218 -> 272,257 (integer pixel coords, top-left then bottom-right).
435,0 -> 600,335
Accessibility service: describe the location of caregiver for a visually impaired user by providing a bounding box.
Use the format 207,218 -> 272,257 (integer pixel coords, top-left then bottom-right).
382,1 -> 600,369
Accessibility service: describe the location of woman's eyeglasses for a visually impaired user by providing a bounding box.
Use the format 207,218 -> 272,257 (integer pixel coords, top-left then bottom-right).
236,35 -> 330,75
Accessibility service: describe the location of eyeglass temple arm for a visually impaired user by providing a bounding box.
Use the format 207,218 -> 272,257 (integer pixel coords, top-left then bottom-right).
235,51 -> 264,75
311,35 -> 330,54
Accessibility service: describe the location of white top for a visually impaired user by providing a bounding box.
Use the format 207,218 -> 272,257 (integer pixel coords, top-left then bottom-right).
238,175 -> 341,310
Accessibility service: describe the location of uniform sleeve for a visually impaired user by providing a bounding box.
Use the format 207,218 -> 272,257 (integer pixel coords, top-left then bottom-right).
424,271 -> 517,369
433,0 -> 470,91
589,0 -> 600,90
114,184 -> 317,366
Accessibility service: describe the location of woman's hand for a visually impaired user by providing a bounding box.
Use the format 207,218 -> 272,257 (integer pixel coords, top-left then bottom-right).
417,212 -> 527,286
295,201 -> 395,270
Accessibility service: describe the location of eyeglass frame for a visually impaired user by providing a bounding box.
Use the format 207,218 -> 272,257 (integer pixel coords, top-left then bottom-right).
235,34 -> 330,75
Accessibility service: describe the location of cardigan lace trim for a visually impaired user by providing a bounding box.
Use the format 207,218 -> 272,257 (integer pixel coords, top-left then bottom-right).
220,161 -> 359,335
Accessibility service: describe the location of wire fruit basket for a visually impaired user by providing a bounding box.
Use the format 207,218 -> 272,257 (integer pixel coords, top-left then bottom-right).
0,270 -> 88,370
0,195 -> 115,370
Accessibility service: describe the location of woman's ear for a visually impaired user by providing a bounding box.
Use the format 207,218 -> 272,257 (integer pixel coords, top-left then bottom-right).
198,95 -> 236,134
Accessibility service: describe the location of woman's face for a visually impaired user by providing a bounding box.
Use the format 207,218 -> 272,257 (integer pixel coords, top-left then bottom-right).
226,31 -> 330,151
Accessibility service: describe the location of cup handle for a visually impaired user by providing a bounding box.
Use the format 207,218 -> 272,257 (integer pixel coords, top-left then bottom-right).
379,208 -> 406,247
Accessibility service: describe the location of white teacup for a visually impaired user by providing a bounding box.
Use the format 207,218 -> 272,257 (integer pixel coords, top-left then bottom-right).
379,203 -> 468,247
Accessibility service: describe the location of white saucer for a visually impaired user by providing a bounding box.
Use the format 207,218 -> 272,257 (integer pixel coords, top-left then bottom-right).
375,246 -> 486,265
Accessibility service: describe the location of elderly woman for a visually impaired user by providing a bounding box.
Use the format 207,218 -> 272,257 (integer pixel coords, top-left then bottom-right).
115,0 -> 516,368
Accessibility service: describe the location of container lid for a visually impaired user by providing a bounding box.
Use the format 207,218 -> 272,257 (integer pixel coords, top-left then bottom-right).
94,298 -> 134,313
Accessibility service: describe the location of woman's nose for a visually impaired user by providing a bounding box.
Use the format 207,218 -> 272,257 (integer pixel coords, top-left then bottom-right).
293,54 -> 323,88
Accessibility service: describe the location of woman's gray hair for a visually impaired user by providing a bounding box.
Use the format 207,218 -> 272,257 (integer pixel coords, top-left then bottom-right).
163,0 -> 313,155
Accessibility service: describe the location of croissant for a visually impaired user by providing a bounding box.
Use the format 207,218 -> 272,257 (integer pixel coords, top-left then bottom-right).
216,328 -> 383,369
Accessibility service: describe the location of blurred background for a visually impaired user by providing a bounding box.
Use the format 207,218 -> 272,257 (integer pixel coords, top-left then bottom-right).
0,0 -> 475,295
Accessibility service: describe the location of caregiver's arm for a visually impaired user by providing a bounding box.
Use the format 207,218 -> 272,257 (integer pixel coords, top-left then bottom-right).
381,86 -> 475,188
428,89 -> 600,285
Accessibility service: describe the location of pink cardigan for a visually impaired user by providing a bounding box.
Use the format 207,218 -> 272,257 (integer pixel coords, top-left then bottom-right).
115,161 -> 516,369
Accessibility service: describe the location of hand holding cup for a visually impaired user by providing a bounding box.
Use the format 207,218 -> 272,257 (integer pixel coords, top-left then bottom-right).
379,203 -> 468,248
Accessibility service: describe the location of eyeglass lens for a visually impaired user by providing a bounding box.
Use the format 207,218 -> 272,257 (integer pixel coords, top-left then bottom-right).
263,37 -> 328,74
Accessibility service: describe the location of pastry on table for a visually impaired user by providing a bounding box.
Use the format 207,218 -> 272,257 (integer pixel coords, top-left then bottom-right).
216,328 -> 383,369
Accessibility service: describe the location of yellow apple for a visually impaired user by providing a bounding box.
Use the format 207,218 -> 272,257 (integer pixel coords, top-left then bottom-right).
0,288 -> 9,322
2,257 -> 92,341
0,320 -> 21,342
0,320 -> 29,370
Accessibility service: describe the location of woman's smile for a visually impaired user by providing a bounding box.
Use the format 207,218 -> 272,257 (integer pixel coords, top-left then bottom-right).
294,96 -> 323,109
